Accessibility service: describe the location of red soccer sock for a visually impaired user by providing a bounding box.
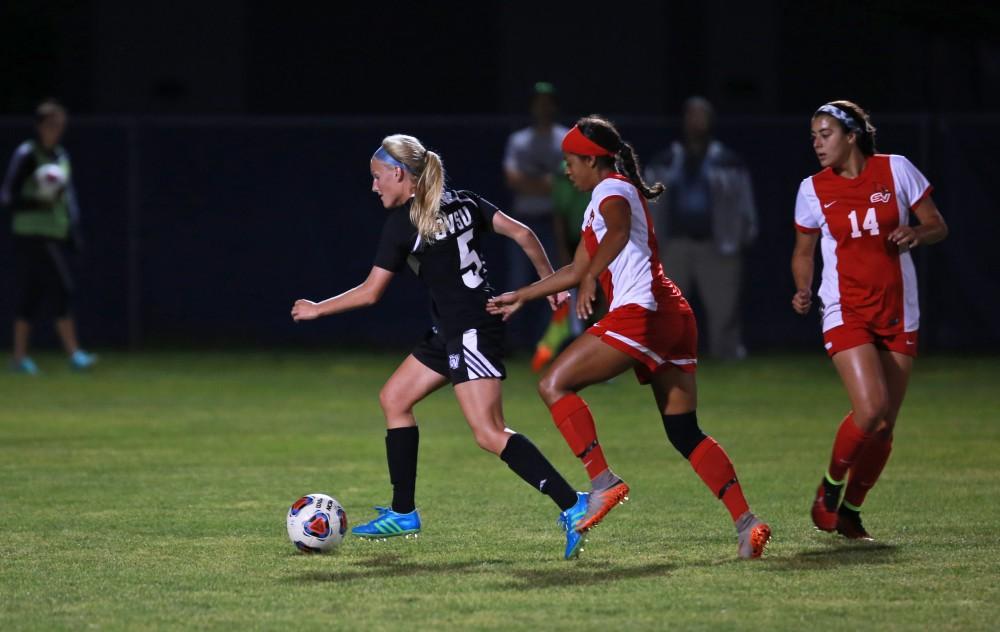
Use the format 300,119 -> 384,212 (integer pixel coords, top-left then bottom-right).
844,432 -> 893,509
827,412 -> 872,483
688,437 -> 750,522
549,393 -> 609,480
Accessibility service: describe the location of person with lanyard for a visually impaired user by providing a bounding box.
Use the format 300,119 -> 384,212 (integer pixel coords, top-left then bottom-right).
489,116 -> 771,559
793,101 -> 947,539
291,134 -> 591,559
1,99 -> 97,374
644,97 -> 758,361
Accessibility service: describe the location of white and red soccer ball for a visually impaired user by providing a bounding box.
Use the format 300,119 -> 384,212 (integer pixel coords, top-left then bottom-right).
286,493 -> 347,553
33,164 -> 68,202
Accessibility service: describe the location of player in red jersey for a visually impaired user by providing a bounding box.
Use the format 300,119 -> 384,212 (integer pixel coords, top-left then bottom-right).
792,101 -> 948,539
489,116 -> 771,559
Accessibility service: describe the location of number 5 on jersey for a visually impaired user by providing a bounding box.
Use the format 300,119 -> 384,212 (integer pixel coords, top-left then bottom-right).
457,229 -> 485,288
848,207 -> 880,238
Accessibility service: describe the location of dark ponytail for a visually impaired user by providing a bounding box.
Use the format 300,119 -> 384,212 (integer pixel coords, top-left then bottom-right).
575,115 -> 664,200
617,142 -> 664,200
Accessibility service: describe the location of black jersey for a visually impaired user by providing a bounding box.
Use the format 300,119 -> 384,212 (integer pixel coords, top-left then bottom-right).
374,189 -> 502,338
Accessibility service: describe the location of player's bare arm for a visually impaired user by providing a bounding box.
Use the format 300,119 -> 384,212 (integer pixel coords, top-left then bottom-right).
576,197 -> 630,319
488,197 -> 630,320
487,240 -> 589,320
888,196 -> 948,250
791,230 -> 818,315
491,210 -> 568,309
291,266 -> 395,321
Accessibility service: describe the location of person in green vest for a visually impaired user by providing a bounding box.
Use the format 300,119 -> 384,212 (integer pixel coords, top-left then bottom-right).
1,99 -> 96,374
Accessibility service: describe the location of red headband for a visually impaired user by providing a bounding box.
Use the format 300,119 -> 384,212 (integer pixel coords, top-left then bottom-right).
561,125 -> 616,157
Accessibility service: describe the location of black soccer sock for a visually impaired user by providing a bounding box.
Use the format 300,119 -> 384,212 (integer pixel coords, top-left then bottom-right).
386,426 -> 419,514
838,504 -> 861,519
500,433 -> 579,511
661,411 -> 707,459
821,474 -> 844,513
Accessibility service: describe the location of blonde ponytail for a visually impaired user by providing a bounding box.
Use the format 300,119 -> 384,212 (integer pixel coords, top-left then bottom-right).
379,134 -> 446,240
412,151 -> 444,240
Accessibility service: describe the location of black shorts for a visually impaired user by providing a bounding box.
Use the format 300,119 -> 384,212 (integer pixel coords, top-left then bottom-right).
13,237 -> 74,320
412,325 -> 507,385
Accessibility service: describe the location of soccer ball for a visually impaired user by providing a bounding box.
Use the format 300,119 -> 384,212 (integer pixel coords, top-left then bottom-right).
33,163 -> 68,202
286,493 -> 347,553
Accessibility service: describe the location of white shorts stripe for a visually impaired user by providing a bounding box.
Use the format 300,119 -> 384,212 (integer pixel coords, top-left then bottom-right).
463,345 -> 492,378
603,330 -> 667,366
464,347 -> 501,378
462,330 -> 501,379
668,358 -> 698,366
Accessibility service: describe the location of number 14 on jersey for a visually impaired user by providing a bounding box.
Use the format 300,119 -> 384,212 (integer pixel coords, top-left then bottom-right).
848,207 -> 880,238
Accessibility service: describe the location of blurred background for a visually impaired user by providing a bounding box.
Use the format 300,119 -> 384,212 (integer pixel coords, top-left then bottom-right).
1,0 -> 998,354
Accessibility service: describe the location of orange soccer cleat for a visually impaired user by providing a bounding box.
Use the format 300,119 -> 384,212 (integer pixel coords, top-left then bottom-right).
576,480 -> 630,532
736,513 -> 772,559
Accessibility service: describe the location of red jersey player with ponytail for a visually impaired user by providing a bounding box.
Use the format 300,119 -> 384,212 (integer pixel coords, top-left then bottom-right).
792,101 -> 948,539
489,115 -> 771,559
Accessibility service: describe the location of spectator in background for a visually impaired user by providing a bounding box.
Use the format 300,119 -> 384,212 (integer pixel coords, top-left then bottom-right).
646,97 -> 757,360
1,99 -> 96,374
502,82 -> 568,351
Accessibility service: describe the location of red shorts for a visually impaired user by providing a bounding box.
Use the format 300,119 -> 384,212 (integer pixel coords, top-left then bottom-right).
823,323 -> 919,358
587,303 -> 698,384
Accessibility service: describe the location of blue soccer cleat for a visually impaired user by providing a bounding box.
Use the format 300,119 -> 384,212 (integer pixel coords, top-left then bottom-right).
70,350 -> 98,371
351,506 -> 421,539
558,492 -> 589,560
10,356 -> 40,376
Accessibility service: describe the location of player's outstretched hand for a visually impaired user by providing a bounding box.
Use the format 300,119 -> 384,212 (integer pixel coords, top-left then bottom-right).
546,290 -> 571,311
487,291 -> 523,321
791,288 -> 812,315
291,299 -> 321,322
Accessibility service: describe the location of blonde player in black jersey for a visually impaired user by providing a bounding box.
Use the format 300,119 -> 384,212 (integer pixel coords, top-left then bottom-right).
291,134 -> 589,559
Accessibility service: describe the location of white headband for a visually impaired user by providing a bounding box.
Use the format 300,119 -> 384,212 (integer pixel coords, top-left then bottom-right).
815,104 -> 864,133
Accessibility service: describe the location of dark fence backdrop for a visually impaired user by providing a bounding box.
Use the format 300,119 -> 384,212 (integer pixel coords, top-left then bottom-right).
0,114 -> 996,353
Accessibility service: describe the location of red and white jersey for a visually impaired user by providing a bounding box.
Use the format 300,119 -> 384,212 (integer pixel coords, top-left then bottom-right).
582,174 -> 688,314
794,154 -> 933,334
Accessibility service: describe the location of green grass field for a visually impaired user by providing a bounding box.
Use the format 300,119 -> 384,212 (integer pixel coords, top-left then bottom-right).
2,351 -> 998,630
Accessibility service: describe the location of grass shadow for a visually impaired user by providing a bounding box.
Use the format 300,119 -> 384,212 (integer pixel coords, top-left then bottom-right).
291,551 -> 676,588
497,560 -> 677,590
763,541 -> 900,571
292,552 -> 513,583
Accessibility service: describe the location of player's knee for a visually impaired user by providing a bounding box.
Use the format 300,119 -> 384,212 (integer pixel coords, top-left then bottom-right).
537,371 -> 568,407
472,428 -> 505,455
661,411 -> 707,459
536,378 -> 555,406
378,384 -> 409,417
872,418 -> 895,440
854,401 -> 888,432
377,385 -> 393,413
